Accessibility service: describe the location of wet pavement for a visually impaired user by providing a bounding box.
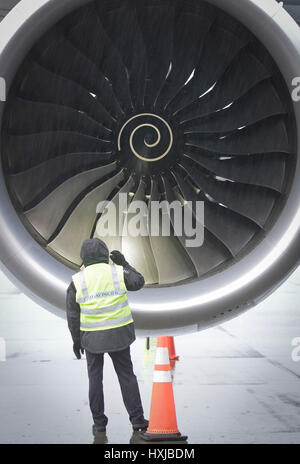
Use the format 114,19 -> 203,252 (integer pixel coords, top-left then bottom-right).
0,267 -> 299,444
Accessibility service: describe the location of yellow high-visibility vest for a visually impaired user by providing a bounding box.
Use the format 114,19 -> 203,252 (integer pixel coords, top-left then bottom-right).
72,263 -> 133,331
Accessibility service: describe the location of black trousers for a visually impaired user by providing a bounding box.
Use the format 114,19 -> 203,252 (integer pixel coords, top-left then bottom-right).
85,347 -> 144,427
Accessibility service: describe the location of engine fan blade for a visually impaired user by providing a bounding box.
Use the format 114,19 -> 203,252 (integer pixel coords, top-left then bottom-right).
48,170 -> 125,265
33,30 -> 124,120
185,116 -> 289,155
147,178 -> 196,285
175,51 -> 271,121
168,24 -> 249,115
174,165 -> 259,257
16,61 -> 116,129
5,131 -> 112,172
94,175 -> 135,252
180,158 -> 278,227
24,163 -> 118,241
136,0 -> 175,108
181,81 -> 285,134
96,1 -> 147,109
8,156 -> 115,207
183,148 -> 286,192
7,97 -> 111,139
171,170 -> 233,275
66,4 -> 132,112
121,179 -> 159,285
161,175 -> 203,277
155,10 -> 214,111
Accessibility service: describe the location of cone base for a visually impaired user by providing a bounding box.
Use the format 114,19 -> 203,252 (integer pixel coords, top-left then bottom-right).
139,432 -> 188,442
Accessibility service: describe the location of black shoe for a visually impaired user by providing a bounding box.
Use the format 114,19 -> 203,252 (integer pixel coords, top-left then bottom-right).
132,419 -> 149,431
93,424 -> 106,435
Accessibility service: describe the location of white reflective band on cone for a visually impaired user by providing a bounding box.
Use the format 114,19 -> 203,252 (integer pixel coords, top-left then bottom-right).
153,370 -> 172,383
155,347 -> 169,365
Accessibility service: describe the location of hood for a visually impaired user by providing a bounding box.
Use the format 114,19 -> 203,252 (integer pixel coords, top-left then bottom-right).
80,238 -> 109,266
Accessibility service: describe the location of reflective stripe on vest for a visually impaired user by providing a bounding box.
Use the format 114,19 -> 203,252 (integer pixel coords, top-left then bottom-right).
80,313 -> 133,329
80,299 -> 129,315
79,269 -> 89,301
72,263 -> 133,332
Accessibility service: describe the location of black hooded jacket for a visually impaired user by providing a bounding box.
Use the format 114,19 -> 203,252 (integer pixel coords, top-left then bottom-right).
66,239 -> 145,353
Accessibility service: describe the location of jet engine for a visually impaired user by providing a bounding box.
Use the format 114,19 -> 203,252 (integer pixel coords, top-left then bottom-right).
0,0 -> 299,333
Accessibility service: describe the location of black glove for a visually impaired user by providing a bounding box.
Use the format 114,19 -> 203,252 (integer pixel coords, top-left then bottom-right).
73,341 -> 84,360
110,250 -> 127,266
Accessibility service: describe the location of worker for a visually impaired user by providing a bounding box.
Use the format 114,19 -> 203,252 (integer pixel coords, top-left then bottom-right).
66,238 -> 148,435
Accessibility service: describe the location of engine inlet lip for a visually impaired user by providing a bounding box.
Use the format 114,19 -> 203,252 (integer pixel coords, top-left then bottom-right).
0,0 -> 299,333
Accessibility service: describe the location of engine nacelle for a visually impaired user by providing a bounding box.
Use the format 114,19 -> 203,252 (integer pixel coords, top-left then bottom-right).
0,0 -> 299,334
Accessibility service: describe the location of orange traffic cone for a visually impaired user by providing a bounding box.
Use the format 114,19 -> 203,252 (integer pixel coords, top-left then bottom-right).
167,336 -> 179,361
140,336 -> 187,442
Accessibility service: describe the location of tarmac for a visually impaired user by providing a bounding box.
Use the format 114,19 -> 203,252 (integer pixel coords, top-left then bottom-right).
0,267 -> 299,444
